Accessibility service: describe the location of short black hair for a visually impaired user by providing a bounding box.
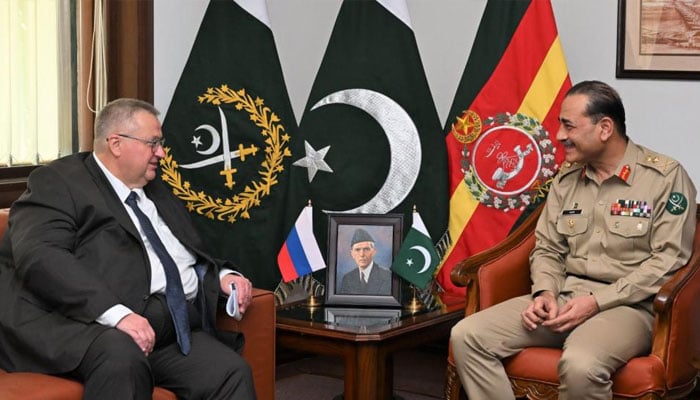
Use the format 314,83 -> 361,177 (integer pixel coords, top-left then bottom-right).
566,80 -> 627,139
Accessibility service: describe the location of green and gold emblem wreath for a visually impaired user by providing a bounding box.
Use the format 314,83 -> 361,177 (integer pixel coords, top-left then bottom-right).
160,84 -> 292,223
462,112 -> 558,212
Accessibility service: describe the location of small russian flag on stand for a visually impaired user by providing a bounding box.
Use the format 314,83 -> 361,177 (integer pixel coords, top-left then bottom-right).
277,204 -> 326,282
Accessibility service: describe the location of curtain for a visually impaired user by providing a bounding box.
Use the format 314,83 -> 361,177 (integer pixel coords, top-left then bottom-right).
0,0 -> 72,166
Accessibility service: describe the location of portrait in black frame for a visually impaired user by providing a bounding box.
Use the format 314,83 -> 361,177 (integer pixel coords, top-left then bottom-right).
325,213 -> 402,307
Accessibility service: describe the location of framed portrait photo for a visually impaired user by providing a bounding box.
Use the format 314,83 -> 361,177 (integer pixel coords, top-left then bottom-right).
325,213 -> 403,307
617,0 -> 700,80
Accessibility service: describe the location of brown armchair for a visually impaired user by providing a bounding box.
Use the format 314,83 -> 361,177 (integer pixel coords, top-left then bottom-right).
445,204 -> 700,400
0,208 -> 276,400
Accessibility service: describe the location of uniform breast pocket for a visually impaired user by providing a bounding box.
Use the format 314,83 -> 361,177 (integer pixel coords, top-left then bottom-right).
605,215 -> 650,261
556,215 -> 589,255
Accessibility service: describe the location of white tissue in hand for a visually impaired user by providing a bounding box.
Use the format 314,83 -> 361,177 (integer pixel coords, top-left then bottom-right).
226,283 -> 242,321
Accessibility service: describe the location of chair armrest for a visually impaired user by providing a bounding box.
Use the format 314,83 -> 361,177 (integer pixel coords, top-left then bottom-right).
451,204 -> 542,315
650,209 -> 700,389
0,208 -> 9,240
216,288 -> 275,400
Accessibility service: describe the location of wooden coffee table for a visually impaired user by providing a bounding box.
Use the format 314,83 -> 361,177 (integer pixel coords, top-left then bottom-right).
276,295 -> 464,400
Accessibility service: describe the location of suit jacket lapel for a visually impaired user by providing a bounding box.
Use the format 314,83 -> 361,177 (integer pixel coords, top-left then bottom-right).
84,153 -> 141,240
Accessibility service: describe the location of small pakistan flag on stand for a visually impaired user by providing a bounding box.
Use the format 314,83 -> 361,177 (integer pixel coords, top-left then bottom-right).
391,210 -> 439,289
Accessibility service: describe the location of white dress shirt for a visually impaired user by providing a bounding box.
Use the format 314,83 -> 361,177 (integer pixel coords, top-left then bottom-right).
359,262 -> 375,282
93,154 -> 234,327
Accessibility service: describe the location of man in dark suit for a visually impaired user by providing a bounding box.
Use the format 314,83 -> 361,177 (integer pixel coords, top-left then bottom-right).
339,228 -> 392,295
0,99 -> 255,399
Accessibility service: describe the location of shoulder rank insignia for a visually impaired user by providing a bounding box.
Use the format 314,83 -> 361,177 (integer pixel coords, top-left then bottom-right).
558,161 -> 583,180
665,192 -> 688,215
640,152 -> 676,176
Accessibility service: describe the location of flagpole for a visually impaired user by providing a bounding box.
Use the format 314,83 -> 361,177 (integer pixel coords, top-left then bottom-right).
404,205 -> 424,313
277,199 -> 327,309
303,199 -> 323,310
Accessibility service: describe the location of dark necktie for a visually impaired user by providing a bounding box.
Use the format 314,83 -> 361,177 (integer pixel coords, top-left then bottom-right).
361,271 -> 367,284
125,191 -> 191,355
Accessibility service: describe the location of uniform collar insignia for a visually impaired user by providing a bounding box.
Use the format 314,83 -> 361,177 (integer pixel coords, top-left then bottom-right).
617,164 -> 631,182
579,165 -> 587,181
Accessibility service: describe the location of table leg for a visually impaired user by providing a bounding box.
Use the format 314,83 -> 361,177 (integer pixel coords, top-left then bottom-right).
342,342 -> 393,400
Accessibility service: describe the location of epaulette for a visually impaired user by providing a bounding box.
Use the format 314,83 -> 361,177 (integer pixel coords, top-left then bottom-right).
637,149 -> 678,177
557,161 -> 584,181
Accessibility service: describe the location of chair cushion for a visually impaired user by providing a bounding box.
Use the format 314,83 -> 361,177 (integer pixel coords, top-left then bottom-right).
0,372 -> 83,400
503,347 -> 560,385
0,370 -> 177,400
610,356 -> 666,397
503,347 -> 667,398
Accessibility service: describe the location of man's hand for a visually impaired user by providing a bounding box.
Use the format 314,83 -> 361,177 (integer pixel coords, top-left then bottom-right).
522,291 -> 558,331
542,295 -> 599,333
221,274 -> 253,314
116,313 -> 156,356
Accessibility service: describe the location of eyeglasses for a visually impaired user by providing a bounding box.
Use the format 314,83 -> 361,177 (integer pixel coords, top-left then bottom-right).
114,133 -> 165,151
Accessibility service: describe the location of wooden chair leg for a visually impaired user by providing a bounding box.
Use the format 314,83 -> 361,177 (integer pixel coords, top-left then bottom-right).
445,363 -> 463,400
509,377 -> 558,400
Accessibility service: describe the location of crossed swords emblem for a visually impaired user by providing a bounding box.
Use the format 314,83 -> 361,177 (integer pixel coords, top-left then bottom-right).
179,107 -> 258,189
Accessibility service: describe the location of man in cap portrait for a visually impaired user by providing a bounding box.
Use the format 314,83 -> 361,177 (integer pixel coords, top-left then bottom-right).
338,228 -> 392,295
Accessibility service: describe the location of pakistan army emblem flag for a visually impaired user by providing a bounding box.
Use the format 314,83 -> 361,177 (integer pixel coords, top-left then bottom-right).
161,0 -> 297,290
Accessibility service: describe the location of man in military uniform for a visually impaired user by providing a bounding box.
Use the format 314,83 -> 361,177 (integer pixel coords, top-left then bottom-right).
450,80 -> 696,399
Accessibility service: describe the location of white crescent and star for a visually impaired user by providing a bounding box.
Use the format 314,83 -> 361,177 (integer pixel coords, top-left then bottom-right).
192,124 -> 221,155
293,141 -> 333,181
295,88 -> 422,214
408,245 -> 433,274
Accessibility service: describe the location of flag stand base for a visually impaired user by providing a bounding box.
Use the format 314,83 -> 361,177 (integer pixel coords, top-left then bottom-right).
306,295 -> 322,308
405,287 -> 423,313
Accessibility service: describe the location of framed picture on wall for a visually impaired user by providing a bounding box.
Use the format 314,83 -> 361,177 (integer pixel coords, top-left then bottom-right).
325,213 -> 403,307
616,0 -> 700,80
